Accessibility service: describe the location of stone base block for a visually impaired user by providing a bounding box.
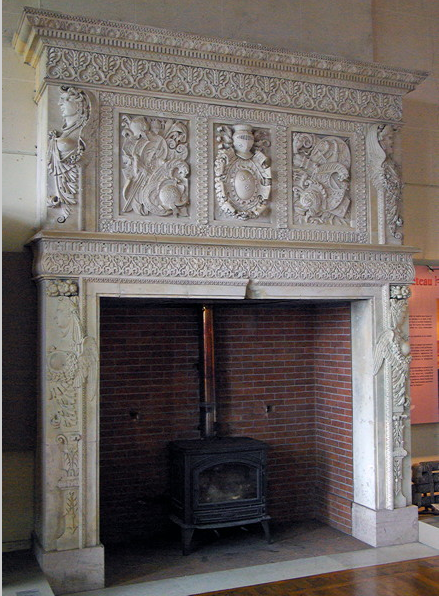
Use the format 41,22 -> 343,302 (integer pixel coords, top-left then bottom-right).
34,541 -> 105,595
352,503 -> 419,547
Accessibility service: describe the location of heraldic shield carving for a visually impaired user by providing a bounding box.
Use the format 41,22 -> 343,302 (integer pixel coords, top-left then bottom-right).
214,124 -> 272,220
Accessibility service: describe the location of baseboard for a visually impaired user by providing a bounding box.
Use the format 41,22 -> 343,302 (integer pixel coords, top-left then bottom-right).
2,538 -> 32,552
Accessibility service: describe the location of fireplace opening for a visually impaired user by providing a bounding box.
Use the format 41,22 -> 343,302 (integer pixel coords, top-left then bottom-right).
99,298 -> 353,554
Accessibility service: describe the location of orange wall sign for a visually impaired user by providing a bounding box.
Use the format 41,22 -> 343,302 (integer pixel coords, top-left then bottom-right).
409,265 -> 439,424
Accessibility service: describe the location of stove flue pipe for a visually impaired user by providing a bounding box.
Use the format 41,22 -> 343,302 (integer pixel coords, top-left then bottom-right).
200,305 -> 217,438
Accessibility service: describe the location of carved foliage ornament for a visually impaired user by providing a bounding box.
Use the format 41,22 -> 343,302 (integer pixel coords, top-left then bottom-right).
47,86 -> 91,223
47,292 -> 98,429
215,124 -> 271,219
45,47 -> 404,122
367,123 -> 403,241
56,432 -> 81,542
373,284 -> 411,501
120,114 -> 189,217
292,133 -> 351,226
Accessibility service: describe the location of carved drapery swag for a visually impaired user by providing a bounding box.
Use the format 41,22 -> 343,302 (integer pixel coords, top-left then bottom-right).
47,86 -> 91,223
374,285 -> 411,504
120,114 -> 190,217
292,132 -> 351,225
367,123 -> 403,242
214,124 -> 272,219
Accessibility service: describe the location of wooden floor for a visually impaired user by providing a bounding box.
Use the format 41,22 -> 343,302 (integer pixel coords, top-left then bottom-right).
191,556 -> 439,596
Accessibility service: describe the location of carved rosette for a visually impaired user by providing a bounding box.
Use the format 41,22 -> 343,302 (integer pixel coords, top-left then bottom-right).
292,132 -> 351,226
120,114 -> 189,217
214,124 -> 271,220
374,284 -> 411,506
366,124 -> 403,243
47,86 -> 91,223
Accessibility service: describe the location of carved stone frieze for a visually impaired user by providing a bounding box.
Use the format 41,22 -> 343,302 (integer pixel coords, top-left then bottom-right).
367,123 -> 403,243
120,114 -> 189,217
214,124 -> 271,220
374,284 -> 411,505
47,86 -> 91,223
33,238 -> 415,286
292,132 -> 351,226
45,47 -> 404,122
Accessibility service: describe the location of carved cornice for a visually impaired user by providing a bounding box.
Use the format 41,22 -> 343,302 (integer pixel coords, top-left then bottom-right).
30,234 -> 415,286
15,8 -> 427,96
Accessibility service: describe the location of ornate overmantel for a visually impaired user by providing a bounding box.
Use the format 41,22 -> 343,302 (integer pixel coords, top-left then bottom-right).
14,8 -> 428,595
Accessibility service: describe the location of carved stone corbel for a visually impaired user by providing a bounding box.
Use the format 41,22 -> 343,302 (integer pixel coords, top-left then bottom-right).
374,285 -> 411,506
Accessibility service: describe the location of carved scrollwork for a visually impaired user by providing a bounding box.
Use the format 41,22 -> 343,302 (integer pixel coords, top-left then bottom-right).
214,124 -> 272,219
120,114 -> 190,217
292,133 -> 351,226
367,123 -> 403,242
47,86 -> 91,223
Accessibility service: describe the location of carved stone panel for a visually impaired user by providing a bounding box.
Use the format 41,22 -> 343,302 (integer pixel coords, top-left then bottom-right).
214,124 -> 272,221
292,132 -> 352,226
120,114 -> 190,218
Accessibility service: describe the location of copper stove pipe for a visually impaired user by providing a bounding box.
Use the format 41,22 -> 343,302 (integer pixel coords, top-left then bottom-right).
200,305 -> 217,438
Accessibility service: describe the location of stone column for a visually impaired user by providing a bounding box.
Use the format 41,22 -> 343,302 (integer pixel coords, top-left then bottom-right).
34,278 -> 104,595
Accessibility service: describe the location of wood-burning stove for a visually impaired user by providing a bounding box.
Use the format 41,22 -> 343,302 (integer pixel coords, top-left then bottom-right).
169,437 -> 270,554
168,305 -> 270,554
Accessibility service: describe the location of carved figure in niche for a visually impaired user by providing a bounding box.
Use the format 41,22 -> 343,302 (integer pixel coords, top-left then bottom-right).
292,133 -> 351,225
120,115 -> 189,217
214,124 -> 271,219
47,86 -> 91,223
367,123 -> 403,241
47,295 -> 98,428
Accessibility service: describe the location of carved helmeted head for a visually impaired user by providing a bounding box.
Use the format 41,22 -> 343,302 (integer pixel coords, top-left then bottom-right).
232,124 -> 255,159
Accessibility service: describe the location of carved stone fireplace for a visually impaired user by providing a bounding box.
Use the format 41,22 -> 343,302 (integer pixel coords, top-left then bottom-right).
14,7 -> 427,595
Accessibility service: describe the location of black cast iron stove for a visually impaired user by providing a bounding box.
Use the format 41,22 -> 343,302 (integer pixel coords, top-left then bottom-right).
168,305 -> 270,554
169,436 -> 270,554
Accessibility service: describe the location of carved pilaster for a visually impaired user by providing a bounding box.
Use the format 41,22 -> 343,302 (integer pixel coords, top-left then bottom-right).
37,278 -> 98,552
374,284 -> 411,507
367,124 -> 403,245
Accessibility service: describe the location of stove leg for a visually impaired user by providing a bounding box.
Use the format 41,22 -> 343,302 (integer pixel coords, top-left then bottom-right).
261,520 -> 272,544
182,527 -> 194,555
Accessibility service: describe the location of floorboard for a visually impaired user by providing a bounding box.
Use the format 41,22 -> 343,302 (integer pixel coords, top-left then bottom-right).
189,556 -> 439,596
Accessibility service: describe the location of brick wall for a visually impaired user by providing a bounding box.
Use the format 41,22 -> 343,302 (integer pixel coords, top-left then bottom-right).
99,301 -> 201,542
314,304 -> 353,533
99,300 -> 352,543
